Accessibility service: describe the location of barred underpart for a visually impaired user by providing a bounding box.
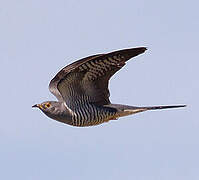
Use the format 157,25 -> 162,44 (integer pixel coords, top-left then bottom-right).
71,103 -> 117,127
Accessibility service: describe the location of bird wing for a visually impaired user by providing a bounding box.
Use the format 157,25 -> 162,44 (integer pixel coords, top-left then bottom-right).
49,47 -> 147,108
49,54 -> 102,102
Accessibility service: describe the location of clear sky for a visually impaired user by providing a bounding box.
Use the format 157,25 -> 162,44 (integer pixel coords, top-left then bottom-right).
1,0 -> 198,179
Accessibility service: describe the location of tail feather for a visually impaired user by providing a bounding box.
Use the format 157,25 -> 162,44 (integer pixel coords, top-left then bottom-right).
105,104 -> 186,117
142,105 -> 186,111
124,104 -> 186,116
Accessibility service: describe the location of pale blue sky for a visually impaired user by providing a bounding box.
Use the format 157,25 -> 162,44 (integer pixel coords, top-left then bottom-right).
1,0 -> 198,179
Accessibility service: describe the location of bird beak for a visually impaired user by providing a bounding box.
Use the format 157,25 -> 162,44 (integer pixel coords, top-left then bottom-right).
32,104 -> 41,108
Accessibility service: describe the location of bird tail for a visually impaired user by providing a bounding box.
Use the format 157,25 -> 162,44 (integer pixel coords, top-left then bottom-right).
106,104 -> 186,117
139,105 -> 186,111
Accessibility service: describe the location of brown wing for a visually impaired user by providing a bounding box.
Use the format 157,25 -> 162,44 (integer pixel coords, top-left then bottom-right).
49,54 -> 103,101
49,47 -> 147,108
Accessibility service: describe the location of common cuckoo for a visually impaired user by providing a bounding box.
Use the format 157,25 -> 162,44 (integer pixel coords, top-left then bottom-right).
32,47 -> 185,127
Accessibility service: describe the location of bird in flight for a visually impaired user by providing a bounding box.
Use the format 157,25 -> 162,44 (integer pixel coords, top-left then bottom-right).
32,47 -> 185,127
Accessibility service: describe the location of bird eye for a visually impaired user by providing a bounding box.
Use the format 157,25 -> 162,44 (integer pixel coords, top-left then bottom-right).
45,103 -> 51,108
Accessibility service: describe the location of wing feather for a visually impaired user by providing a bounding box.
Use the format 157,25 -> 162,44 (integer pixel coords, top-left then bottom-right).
49,47 -> 147,107
49,54 -> 103,101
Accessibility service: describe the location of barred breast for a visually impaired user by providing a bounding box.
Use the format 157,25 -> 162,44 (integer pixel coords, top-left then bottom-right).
70,103 -> 118,127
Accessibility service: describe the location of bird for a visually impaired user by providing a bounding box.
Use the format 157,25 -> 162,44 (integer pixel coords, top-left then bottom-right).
32,47 -> 186,127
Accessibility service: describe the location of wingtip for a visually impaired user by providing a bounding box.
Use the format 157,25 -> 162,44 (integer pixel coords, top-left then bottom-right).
137,47 -> 148,53
142,47 -> 148,51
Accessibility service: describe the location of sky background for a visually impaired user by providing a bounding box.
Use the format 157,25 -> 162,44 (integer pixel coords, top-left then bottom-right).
0,0 -> 198,179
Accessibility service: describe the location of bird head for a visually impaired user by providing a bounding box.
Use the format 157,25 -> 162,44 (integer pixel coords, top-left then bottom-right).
32,101 -> 62,118
32,101 -> 73,125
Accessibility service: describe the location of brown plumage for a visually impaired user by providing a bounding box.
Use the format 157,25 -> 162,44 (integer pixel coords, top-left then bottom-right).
49,47 -> 147,106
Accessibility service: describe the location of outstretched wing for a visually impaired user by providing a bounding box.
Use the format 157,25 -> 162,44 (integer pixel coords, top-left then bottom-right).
49,47 -> 147,108
49,54 -> 102,102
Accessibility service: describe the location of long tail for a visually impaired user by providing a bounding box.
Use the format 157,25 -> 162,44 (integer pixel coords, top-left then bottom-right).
106,104 -> 186,117
141,105 -> 186,111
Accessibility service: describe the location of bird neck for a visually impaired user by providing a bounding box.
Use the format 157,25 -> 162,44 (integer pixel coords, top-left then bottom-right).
52,102 -> 74,125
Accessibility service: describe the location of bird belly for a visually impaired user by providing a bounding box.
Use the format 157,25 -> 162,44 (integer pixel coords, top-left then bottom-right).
70,104 -> 117,127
